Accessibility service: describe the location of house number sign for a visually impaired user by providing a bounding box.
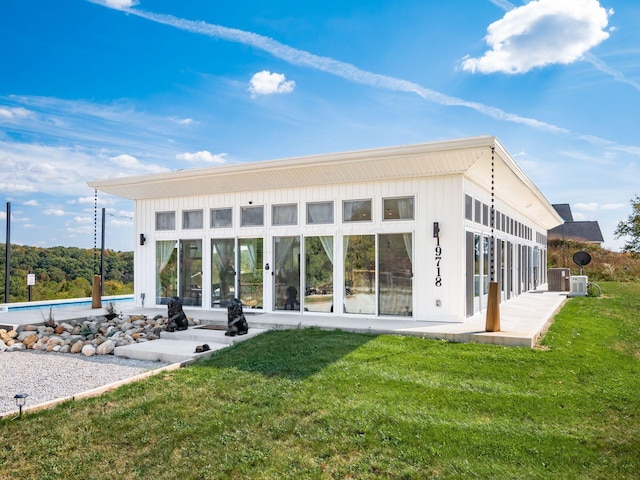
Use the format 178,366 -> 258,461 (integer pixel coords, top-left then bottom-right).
435,238 -> 442,287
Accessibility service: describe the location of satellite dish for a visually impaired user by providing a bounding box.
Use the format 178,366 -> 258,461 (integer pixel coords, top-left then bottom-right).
573,251 -> 591,267
573,251 -> 591,275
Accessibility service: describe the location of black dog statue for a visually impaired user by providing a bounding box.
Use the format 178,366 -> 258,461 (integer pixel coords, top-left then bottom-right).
167,296 -> 189,332
226,298 -> 249,336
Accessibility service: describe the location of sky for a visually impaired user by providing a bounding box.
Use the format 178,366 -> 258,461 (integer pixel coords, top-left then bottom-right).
1,0 -> 639,252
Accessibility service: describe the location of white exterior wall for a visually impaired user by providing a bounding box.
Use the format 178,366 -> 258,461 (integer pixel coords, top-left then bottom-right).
133,175 -> 467,322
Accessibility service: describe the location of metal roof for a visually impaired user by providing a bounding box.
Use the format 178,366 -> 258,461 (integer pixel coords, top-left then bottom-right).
88,135 -> 563,230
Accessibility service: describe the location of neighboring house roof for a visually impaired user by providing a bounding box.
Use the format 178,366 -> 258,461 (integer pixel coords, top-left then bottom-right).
552,203 -> 574,222
89,135 -> 564,230
549,205 -> 604,243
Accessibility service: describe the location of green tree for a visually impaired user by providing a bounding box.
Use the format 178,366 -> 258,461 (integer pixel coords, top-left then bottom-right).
615,195 -> 640,256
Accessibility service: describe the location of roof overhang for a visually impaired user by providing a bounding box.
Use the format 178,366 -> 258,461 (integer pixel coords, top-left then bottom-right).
89,135 -> 563,230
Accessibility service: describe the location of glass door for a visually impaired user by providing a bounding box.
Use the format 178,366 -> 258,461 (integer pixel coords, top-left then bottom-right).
156,240 -> 178,305
343,235 -> 376,315
304,236 -> 334,313
238,238 -> 263,309
179,239 -> 202,307
378,233 -> 413,316
273,236 -> 301,311
211,238 -> 236,308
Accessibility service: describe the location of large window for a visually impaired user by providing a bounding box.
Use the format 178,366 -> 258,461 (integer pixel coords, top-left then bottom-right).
238,238 -> 263,308
183,210 -> 203,229
273,236 -> 300,311
210,208 -> 232,228
304,236 -> 334,313
307,201 -> 334,224
344,235 -> 375,314
156,240 -> 177,304
180,239 -> 202,306
343,200 -> 372,222
211,239 -> 235,307
465,195 -> 473,221
272,204 -> 298,226
383,197 -> 414,221
241,206 -> 264,227
378,233 -> 413,316
156,239 -> 202,306
156,211 -> 175,231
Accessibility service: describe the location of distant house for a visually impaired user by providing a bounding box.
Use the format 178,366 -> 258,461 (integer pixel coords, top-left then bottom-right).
548,204 -> 604,245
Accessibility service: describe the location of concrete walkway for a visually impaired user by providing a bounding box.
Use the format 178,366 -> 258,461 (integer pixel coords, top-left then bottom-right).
1,287 -> 567,350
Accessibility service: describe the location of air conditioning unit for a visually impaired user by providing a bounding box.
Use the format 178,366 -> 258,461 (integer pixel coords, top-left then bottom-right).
569,276 -> 588,297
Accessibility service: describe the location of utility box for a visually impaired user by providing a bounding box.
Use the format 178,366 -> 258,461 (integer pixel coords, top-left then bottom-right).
548,268 -> 570,291
569,276 -> 588,297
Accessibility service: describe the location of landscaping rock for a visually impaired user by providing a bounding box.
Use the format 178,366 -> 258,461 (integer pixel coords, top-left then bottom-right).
1,311 -> 185,357
81,345 -> 96,357
96,340 -> 115,356
70,341 -> 84,354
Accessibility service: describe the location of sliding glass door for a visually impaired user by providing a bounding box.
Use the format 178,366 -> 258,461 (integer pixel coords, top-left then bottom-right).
304,236 -> 334,313
343,235 -> 376,315
211,238 -> 236,308
238,238 -> 263,309
273,236 -> 301,311
378,233 -> 413,316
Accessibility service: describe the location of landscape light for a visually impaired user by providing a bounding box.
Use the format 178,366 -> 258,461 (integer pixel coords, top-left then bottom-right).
14,393 -> 28,418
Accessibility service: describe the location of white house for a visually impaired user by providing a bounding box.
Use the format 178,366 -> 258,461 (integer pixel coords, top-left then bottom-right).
89,136 -> 562,323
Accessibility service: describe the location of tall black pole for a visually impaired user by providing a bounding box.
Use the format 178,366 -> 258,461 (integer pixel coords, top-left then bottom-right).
100,207 -> 105,296
5,202 -> 10,303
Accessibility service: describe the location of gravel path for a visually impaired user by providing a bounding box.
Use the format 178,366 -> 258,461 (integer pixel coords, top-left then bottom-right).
1,350 -> 169,416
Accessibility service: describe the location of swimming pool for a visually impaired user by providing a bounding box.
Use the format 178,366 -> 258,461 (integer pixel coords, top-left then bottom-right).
0,295 -> 134,312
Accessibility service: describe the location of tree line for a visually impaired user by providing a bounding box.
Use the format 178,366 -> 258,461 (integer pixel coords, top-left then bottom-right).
0,244 -> 133,303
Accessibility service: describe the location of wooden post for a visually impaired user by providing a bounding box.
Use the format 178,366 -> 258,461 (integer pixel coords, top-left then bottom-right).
92,275 -> 102,309
485,281 -> 500,332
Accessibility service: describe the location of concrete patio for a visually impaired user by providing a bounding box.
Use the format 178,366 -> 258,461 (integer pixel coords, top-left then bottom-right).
1,287 -> 568,358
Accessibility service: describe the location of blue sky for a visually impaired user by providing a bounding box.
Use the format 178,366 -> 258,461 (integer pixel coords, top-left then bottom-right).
1,0 -> 638,252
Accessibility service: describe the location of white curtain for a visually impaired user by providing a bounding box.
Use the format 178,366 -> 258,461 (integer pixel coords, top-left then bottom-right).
402,233 -> 413,264
156,241 -> 176,297
273,205 -> 297,225
308,202 -> 333,224
274,236 -> 296,271
319,236 -> 333,265
397,197 -> 414,219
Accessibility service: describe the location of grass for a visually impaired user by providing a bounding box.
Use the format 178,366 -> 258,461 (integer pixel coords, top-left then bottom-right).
1,283 -> 639,479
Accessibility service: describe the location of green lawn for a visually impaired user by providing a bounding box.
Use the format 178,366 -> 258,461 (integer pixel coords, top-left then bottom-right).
1,282 -> 639,479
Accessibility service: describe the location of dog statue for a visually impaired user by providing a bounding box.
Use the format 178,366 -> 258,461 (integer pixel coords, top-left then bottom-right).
167,296 -> 189,332
226,298 -> 249,336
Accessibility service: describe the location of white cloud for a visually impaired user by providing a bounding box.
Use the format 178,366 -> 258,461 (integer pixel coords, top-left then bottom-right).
0,182 -> 36,192
176,151 -> 227,164
72,196 -> 118,206
44,208 -> 65,216
23,199 -> 39,206
488,0 -> 516,11
73,216 -> 94,223
248,71 -> 296,98
0,106 -> 33,122
93,0 -> 138,10
109,153 -> 169,173
601,203 -> 626,210
111,154 -> 140,168
463,0 -> 612,74
574,202 -> 599,211
170,117 -> 196,125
